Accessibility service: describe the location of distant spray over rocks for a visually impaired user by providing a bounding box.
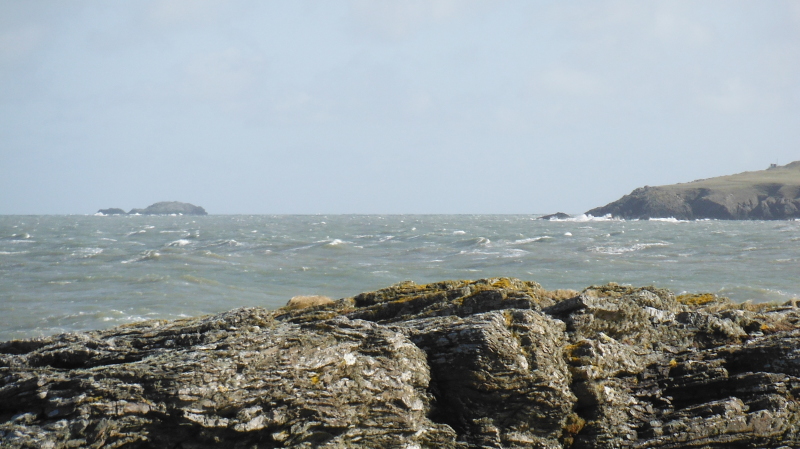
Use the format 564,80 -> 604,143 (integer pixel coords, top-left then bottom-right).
3,278 -> 800,448
97,201 -> 207,216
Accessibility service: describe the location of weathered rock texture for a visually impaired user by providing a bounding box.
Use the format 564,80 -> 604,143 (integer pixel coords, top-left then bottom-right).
128,202 -> 207,216
587,161 -> 800,220
3,278 -> 800,448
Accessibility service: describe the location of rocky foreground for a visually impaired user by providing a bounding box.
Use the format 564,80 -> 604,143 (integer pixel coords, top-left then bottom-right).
3,279 -> 800,448
587,161 -> 800,220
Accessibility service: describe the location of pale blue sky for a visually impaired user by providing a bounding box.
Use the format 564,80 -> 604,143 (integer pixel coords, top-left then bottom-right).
1,1 -> 799,214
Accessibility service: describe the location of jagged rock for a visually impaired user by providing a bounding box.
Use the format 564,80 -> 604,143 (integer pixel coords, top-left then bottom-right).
128,201 -> 207,215
3,278 -> 800,448
587,161 -> 800,220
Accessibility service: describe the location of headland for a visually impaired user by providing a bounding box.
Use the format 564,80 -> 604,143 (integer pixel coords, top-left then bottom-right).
587,161 -> 800,220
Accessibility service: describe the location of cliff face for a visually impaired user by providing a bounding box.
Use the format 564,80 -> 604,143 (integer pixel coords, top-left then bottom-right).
3,278 -> 800,448
587,161 -> 800,220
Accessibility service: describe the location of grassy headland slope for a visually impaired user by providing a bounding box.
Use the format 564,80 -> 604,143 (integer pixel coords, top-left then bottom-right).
587,161 -> 800,220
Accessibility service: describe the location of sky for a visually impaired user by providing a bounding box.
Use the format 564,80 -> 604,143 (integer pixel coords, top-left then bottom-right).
1,1 -> 799,214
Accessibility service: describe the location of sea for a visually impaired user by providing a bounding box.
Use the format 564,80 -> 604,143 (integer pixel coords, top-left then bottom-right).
1,214 -> 799,341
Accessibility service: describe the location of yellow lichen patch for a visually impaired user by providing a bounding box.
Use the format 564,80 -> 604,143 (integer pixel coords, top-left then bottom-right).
676,293 -> 719,306
669,359 -> 678,368
563,413 -> 586,435
491,278 -> 514,289
502,310 -> 514,327
310,375 -> 319,385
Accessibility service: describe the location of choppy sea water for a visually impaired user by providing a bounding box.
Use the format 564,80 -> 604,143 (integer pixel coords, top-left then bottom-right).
1,215 -> 799,341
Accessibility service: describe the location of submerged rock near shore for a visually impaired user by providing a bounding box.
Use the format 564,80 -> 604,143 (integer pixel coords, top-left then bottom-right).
587,161 -> 800,220
3,278 -> 800,448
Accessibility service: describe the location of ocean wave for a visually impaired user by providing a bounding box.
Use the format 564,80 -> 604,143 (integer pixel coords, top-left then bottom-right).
324,239 -> 349,247
512,236 -> 551,244
121,250 -> 161,264
72,248 -> 103,258
166,239 -> 193,247
452,230 -> 466,235
502,249 -> 529,258
206,239 -> 243,248
588,242 -> 671,255
0,250 -> 29,255
3,233 -> 31,240
555,214 -> 623,222
648,217 -> 689,223
454,237 -> 491,248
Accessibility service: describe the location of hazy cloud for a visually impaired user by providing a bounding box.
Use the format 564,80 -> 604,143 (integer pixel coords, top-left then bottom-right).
1,1 -> 799,214
348,0 -> 468,40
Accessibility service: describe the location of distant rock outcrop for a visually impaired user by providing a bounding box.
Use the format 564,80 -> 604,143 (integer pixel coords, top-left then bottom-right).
129,201 -> 207,215
587,161 -> 800,220
96,208 -> 126,215
4,277 -> 800,448
98,202 -> 207,216
539,212 -> 571,220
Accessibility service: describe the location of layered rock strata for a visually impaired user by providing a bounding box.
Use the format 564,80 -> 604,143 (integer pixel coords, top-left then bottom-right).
587,161 -> 800,220
2,278 -> 800,448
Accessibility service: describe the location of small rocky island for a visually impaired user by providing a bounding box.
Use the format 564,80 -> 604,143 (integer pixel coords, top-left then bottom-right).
3,278 -> 800,448
587,161 -> 800,220
98,201 -> 207,216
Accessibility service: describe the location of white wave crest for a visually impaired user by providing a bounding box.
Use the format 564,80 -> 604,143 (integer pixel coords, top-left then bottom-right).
167,239 -> 192,247
73,248 -> 103,258
589,242 -> 671,255
121,250 -> 161,264
512,236 -> 551,244
648,217 -> 689,223
559,214 -> 623,222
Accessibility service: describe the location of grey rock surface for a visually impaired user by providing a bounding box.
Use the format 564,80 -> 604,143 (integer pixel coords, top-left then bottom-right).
587,161 -> 800,220
3,278 -> 800,448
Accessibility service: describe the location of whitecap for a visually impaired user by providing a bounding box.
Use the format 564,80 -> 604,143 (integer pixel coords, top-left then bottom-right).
502,249 -> 529,258
121,250 -> 161,264
588,242 -> 671,255
0,251 -> 28,255
167,239 -> 192,247
564,232 -> 573,236
648,217 -> 689,223
562,214 -> 622,222
512,236 -> 551,244
73,248 -> 103,258
453,230 -> 466,235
